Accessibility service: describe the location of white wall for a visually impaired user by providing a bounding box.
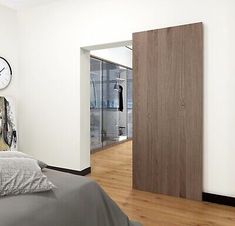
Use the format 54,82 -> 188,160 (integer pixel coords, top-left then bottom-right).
91,47 -> 132,68
0,0 -> 58,10
0,5 -> 18,104
17,0 -> 235,197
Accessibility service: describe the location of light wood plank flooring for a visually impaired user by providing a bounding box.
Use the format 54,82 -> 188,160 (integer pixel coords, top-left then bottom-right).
90,141 -> 235,226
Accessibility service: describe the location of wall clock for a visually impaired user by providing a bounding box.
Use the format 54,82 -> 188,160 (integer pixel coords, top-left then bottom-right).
0,57 -> 12,90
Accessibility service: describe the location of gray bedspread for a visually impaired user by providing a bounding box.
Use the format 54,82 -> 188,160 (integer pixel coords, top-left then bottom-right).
0,169 -> 141,226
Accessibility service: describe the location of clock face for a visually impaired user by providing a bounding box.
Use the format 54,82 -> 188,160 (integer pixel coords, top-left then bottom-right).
0,57 -> 12,90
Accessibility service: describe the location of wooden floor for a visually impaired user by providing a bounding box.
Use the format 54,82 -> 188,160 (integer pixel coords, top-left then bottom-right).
90,141 -> 235,226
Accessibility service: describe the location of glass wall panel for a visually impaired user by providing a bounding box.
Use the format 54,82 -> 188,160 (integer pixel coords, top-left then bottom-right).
127,69 -> 133,138
90,56 -> 132,151
118,68 -> 128,140
102,61 -> 120,146
90,58 -> 102,150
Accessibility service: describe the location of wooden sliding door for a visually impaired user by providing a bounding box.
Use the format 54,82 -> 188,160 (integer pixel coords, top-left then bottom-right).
133,23 -> 203,200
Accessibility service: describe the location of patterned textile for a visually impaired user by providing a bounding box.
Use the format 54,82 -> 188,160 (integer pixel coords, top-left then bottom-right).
0,158 -> 54,196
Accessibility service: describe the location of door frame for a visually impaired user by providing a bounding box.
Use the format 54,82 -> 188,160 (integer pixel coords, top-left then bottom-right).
80,40 -> 132,170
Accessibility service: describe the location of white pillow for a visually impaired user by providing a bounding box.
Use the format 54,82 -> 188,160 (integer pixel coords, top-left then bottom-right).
0,151 -> 47,169
0,158 -> 55,196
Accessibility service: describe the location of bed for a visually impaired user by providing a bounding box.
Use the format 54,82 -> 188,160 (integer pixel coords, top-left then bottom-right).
0,169 -> 141,226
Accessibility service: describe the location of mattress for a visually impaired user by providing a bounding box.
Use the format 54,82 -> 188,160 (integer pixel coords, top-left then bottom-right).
0,169 -> 141,226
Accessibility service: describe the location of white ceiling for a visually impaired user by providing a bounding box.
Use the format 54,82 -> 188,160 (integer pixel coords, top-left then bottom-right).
0,0 -> 57,10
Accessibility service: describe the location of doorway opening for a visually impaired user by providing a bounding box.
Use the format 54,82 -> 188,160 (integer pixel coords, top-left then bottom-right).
81,40 -> 132,171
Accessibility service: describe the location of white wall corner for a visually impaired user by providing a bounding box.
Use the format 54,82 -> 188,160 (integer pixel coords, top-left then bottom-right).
79,48 -> 90,170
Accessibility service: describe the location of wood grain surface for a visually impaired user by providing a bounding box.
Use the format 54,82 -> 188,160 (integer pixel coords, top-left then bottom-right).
132,23 -> 203,200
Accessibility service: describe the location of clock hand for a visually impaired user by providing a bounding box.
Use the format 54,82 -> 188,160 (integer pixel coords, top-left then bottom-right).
0,67 -> 5,73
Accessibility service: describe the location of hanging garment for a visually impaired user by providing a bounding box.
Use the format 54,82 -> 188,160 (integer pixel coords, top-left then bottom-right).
118,85 -> 123,112
0,97 -> 14,151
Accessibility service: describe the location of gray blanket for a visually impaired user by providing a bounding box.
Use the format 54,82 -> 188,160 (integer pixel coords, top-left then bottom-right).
0,169 -> 141,226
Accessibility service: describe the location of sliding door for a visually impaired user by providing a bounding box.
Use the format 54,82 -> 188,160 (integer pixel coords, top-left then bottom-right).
133,23 -> 203,200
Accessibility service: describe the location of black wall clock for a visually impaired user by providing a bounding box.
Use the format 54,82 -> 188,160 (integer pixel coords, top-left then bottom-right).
0,57 -> 12,90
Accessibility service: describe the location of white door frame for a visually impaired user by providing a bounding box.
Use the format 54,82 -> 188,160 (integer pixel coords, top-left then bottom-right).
79,40 -> 132,170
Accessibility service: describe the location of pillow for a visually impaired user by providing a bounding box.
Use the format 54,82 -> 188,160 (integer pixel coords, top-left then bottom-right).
0,151 -> 47,169
0,158 -> 55,196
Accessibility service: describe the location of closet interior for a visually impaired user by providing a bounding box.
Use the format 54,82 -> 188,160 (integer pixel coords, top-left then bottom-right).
90,56 -> 133,151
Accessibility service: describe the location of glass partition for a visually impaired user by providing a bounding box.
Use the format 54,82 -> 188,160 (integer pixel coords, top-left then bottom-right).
90,56 -> 132,151
90,58 -> 102,150
127,69 -> 133,138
